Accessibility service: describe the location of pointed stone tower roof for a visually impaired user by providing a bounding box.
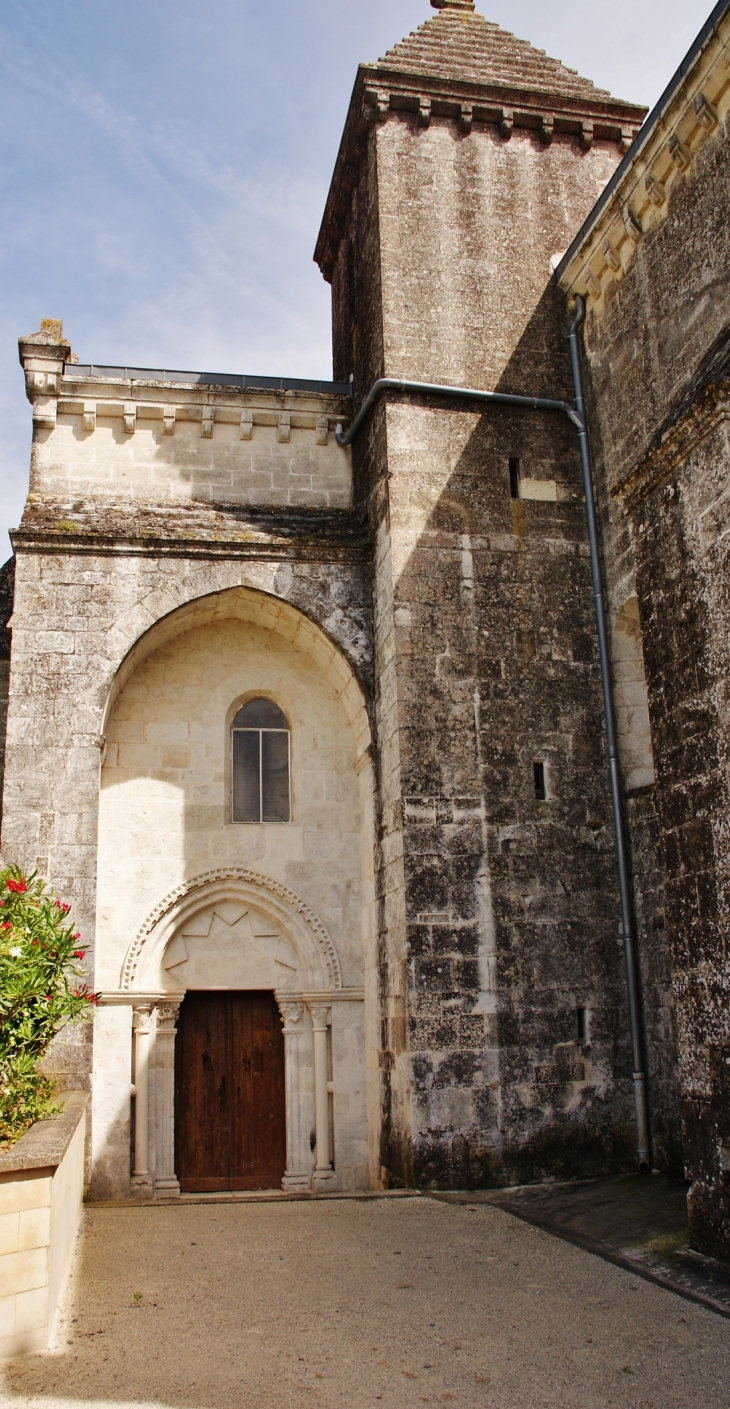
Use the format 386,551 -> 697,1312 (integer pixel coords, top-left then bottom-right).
380,4 -> 615,105
315,4 -> 647,280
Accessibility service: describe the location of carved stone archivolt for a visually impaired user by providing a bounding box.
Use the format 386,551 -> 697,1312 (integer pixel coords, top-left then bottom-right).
121,867 -> 342,992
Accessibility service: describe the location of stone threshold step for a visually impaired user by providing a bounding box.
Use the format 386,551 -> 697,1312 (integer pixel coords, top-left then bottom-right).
87,1188 -> 420,1208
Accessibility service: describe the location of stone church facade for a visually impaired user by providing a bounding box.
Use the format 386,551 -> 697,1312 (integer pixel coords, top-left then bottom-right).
3,0 -> 729,1258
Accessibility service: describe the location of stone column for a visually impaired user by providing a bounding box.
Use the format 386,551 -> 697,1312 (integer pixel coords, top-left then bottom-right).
153,1002 -> 180,1196
131,1004 -> 154,1192
309,1003 -> 333,1179
278,1001 -> 311,1191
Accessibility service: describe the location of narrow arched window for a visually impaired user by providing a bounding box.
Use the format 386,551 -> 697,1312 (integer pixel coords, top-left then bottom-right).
232,699 -> 290,824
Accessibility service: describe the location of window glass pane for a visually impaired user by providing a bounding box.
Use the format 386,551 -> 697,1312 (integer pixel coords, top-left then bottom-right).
262,730 -> 290,823
232,730 -> 261,822
234,698 -> 288,730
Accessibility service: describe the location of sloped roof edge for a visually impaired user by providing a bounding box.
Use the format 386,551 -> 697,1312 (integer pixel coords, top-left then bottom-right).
555,0 -> 730,287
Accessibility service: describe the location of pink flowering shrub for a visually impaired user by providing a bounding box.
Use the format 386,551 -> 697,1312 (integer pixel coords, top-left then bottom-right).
0,865 -> 97,1145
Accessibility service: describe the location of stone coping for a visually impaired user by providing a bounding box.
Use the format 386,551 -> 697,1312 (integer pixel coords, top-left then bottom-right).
0,1092 -> 88,1177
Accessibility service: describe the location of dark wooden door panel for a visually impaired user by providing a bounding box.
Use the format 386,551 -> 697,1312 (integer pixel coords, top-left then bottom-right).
175,991 -> 230,1192
229,991 -> 286,1190
174,990 -> 286,1193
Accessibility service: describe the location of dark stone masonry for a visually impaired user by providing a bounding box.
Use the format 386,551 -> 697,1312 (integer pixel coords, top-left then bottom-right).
3,0 -> 729,1261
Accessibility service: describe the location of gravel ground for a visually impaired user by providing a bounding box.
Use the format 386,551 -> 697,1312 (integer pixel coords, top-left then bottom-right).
2,1195 -> 729,1409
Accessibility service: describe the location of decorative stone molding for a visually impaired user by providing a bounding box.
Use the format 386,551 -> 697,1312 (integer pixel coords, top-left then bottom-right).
499,107 -> 513,140
668,133 -> 692,171
602,238 -> 621,272
558,7 -> 730,306
622,204 -> 642,242
645,171 -> 666,207
613,380 -> 730,511
540,113 -> 555,145
315,414 -> 329,446
51,385 -> 341,446
18,320 -> 74,429
459,102 -> 473,135
121,867 -> 343,992
155,1001 -> 181,1028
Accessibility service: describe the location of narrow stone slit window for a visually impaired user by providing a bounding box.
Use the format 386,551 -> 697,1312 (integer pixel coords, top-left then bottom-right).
509,458 -> 521,499
533,760 -> 547,800
576,1007 -> 587,1044
232,698 -> 290,823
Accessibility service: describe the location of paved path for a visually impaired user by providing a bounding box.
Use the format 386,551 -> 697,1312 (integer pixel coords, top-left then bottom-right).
2,1196 -> 729,1408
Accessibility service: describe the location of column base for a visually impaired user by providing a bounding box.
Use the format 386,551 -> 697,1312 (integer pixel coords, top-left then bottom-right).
282,1171 -> 311,1192
312,1168 -> 336,1192
130,1174 -> 153,1197
154,1176 -> 181,1197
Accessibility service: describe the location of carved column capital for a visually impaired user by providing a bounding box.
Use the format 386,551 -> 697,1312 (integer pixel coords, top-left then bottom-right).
308,1003 -> 330,1031
279,1000 -> 305,1031
132,1003 -> 154,1034
155,1002 -> 180,1030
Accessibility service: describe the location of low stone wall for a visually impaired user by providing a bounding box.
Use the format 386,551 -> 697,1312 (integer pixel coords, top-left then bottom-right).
0,1092 -> 88,1357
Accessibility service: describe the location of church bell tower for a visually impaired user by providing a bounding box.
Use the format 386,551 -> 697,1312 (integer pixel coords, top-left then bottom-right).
316,2 -> 647,1186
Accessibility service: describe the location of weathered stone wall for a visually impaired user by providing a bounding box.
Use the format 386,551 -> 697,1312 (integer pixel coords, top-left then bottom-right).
573,90 -> 730,1251
2,546 -> 373,1094
580,393 -> 680,1178
330,97 -> 645,1183
32,379 -> 351,511
98,613 -> 366,989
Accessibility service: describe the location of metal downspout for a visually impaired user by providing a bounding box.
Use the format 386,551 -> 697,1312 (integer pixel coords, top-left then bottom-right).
337,316 -> 651,1169
568,295 -> 650,1169
335,378 -> 579,446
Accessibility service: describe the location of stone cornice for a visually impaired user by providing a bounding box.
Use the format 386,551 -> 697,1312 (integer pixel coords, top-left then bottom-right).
558,12 -> 730,308
315,64 -> 644,282
613,378 -> 730,510
10,499 -> 372,562
22,361 -> 352,440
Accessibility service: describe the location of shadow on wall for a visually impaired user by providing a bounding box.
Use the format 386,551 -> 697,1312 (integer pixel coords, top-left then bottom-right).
380,277 -> 679,1187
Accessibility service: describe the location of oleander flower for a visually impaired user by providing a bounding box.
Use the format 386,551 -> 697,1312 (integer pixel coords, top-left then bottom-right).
0,865 -> 98,1147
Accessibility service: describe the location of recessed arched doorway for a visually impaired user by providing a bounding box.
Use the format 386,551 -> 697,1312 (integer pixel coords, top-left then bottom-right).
174,990 -> 286,1192
91,583 -> 376,1200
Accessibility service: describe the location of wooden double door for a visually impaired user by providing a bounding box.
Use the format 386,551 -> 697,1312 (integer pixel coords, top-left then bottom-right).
174,991 -> 286,1192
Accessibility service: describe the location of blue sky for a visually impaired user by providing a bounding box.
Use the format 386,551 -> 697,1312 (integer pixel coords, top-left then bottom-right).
0,0 -> 709,553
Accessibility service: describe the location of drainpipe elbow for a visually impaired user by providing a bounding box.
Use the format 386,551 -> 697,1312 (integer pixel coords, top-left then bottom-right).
569,292 -> 587,337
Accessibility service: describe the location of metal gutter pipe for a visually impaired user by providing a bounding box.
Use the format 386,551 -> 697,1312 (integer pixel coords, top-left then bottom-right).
335,378 -> 581,446
568,295 -> 650,1169
336,309 -> 652,1169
